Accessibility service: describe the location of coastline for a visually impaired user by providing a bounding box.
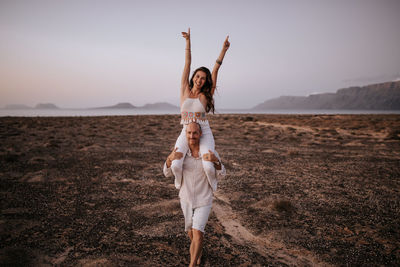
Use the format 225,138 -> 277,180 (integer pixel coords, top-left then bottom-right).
1,108 -> 400,117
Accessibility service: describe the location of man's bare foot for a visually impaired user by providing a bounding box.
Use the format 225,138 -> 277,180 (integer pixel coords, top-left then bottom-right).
196,249 -> 202,266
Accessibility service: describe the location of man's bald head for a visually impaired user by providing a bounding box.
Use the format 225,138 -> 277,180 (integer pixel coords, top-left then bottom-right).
186,122 -> 202,147
186,122 -> 201,133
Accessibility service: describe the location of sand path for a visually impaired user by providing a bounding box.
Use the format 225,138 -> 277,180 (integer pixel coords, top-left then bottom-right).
213,192 -> 331,267
254,121 -> 316,134
254,121 -> 387,139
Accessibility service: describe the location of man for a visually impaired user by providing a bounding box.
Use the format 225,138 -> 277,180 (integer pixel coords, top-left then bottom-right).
163,122 -> 226,267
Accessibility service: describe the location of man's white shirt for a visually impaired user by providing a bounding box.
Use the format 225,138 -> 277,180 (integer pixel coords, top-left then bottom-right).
163,150 -> 226,208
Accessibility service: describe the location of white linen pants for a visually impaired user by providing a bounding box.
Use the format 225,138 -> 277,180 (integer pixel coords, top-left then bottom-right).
171,124 -> 216,189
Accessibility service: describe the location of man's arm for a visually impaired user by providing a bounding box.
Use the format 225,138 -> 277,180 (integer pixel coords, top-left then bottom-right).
213,150 -> 226,179
163,148 -> 184,177
163,162 -> 173,177
203,150 -> 226,178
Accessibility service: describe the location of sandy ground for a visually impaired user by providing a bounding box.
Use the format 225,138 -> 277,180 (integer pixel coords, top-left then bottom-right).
1,114 -> 400,266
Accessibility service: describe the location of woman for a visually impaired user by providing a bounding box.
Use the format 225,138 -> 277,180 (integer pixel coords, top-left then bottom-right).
171,28 -> 230,189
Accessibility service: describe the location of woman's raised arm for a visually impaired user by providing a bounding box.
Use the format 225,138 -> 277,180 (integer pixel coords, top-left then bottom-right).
181,28 -> 191,101
211,36 -> 230,96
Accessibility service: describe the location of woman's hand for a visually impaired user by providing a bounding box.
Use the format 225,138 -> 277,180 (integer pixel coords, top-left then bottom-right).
222,35 -> 230,51
181,27 -> 190,40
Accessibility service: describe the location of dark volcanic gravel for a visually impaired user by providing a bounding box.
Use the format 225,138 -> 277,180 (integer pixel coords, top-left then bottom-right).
1,114 -> 399,266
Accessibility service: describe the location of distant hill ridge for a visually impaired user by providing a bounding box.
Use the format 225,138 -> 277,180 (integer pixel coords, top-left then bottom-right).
3,80 -> 399,110
253,80 -> 400,110
93,102 -> 137,109
93,102 -> 179,110
35,103 -> 60,109
2,102 -> 179,110
4,103 -> 60,109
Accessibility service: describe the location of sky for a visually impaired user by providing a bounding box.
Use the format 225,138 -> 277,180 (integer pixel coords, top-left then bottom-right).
1,0 -> 399,109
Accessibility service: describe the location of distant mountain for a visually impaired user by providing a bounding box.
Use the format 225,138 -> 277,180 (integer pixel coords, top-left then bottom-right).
140,102 -> 179,110
4,104 -> 33,109
91,102 -> 178,110
253,81 -> 400,110
93,102 -> 137,109
35,103 -> 59,109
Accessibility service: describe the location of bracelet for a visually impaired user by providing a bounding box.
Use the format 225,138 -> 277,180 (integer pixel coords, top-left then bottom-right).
216,59 -> 222,65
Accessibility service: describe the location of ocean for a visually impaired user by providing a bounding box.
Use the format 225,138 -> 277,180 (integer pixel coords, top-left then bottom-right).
0,108 -> 399,117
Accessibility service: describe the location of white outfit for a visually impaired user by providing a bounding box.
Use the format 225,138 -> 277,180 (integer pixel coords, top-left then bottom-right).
180,201 -> 212,232
163,149 -> 226,232
171,97 -> 216,190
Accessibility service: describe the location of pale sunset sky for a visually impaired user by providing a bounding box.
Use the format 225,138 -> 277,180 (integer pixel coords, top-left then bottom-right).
1,0 -> 399,109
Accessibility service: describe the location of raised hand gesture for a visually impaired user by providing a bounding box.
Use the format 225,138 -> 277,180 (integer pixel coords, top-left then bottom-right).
223,35 -> 230,51
181,27 -> 190,40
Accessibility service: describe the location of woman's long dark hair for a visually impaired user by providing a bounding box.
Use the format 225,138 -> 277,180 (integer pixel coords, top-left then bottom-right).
189,66 -> 215,113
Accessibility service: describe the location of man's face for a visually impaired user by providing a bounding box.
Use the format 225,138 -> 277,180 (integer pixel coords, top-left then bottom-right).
186,123 -> 202,146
